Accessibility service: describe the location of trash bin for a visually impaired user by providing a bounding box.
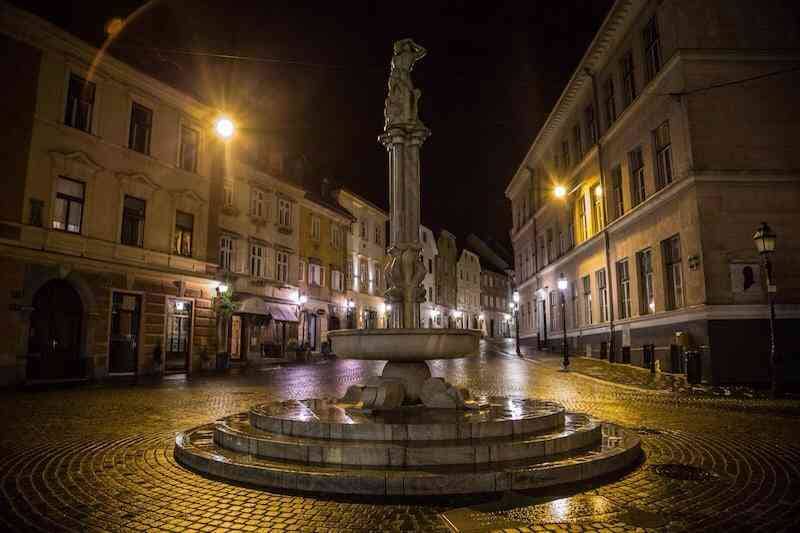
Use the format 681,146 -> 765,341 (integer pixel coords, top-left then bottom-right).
685,350 -> 702,384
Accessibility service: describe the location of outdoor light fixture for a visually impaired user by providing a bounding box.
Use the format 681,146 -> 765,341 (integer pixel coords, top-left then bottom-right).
558,273 -> 569,371
175,300 -> 186,311
214,116 -> 235,139
753,221 -> 776,255
508,301 -> 515,309
218,283 -> 229,294
753,221 -> 780,396
594,185 -> 603,197
554,185 -> 567,198
347,299 -> 355,309
513,290 -> 520,303
386,304 -> 392,312
298,294 -> 308,305
512,290 -> 521,355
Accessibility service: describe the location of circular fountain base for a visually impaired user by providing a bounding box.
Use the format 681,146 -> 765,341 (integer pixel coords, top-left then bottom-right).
175,397 -> 641,495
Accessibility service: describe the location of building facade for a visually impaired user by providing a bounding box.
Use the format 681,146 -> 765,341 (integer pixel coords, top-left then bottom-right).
505,0 -> 800,384
435,230 -> 458,328
457,249 -> 482,329
419,225 -> 439,328
336,189 -> 389,330
482,268 -> 513,338
0,5 -> 221,385
296,190 -> 355,351
211,156 -> 304,364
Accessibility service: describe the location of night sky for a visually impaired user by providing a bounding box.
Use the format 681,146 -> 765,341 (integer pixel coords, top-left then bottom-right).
16,0 -> 612,248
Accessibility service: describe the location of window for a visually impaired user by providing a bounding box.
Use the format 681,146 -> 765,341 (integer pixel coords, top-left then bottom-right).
662,234 -> 684,310
250,244 -> 266,278
597,269 -> 609,322
617,259 -> 631,319
561,139 -> 570,169
359,258 -> 369,291
577,196 -> 588,243
220,236 -> 234,271
128,102 -> 152,155
629,147 -> 646,206
582,275 -> 593,325
572,124 -> 583,161
643,15 -> 662,82
637,248 -> 655,314
309,263 -> 323,286
654,122 -> 673,189
299,259 -> 306,283
251,189 -> 265,218
567,205 -> 575,250
374,224 -> 381,245
174,211 -> 194,257
546,229 -> 554,264
360,220 -> 367,239
278,198 -> 292,227
428,287 -> 433,302
603,77 -> 616,128
611,165 -> 624,220
332,270 -> 343,291
620,50 -> 636,107
422,231 -> 427,243
276,251 -> 289,282
311,216 -> 321,241
571,281 -> 579,327
549,291 -> 557,332
223,183 -> 234,208
428,258 -> 433,274
592,186 -> 604,233
558,228 -> 565,256
52,177 -> 85,233
64,74 -> 95,132
585,105 -> 597,145
120,195 -> 145,247
179,125 -> 199,172
331,225 -> 341,248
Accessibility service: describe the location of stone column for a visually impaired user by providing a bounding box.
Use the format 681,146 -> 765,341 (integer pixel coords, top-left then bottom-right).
380,124 -> 430,329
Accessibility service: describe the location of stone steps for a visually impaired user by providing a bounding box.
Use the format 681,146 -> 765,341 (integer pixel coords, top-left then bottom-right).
175,421 -> 641,496
214,412 -> 601,467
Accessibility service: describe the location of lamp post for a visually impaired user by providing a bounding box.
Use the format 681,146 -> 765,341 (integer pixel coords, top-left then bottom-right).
346,298 -> 355,329
511,290 -> 520,355
558,273 -> 569,371
753,221 -> 779,397
298,294 -> 308,349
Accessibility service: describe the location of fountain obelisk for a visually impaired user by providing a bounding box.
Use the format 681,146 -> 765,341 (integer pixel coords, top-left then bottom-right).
379,39 -> 430,329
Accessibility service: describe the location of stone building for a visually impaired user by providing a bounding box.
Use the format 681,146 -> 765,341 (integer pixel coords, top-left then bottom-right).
505,0 -> 800,384
296,185 -> 355,351
419,225 -> 439,328
335,189 -> 389,329
456,249 -> 482,329
211,155 -> 305,364
481,267 -> 513,339
435,230 -> 458,328
0,5 -> 221,384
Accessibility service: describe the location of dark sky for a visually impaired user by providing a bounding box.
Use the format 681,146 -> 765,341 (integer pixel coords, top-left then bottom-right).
17,0 -> 612,247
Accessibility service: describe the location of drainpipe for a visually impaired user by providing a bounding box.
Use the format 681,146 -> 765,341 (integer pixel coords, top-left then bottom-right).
585,68 -> 616,361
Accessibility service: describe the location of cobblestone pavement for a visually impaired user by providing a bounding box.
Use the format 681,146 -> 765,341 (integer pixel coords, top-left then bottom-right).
1,339 -> 799,532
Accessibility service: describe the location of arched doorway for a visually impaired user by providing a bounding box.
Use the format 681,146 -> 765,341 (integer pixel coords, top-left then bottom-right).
27,280 -> 84,381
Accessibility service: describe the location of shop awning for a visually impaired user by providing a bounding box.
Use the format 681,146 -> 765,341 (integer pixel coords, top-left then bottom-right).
236,297 -> 299,322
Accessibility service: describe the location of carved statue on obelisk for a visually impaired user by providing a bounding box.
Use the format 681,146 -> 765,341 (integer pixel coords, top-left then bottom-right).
380,39 -> 430,329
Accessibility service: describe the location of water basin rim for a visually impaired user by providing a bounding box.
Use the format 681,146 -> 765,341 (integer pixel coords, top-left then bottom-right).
328,328 -> 482,337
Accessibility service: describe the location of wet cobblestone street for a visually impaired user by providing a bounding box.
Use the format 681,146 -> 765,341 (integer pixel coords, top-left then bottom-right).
1,339 -> 799,532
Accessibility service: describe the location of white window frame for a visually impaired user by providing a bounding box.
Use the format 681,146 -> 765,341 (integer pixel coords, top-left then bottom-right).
278,198 -> 292,227
220,235 -> 234,271
276,251 -> 289,283
251,189 -> 265,218
311,216 -> 321,241
250,244 -> 266,278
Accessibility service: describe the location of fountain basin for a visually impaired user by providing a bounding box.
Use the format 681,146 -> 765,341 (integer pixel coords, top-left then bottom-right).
328,328 -> 480,362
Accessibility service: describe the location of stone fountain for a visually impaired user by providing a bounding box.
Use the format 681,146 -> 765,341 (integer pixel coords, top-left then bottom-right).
175,40 -> 642,496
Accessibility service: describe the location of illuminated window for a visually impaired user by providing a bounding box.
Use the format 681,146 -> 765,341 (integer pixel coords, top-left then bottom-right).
52,177 -> 85,233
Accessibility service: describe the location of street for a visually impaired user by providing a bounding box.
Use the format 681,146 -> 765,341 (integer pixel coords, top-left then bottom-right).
1,340 -> 799,532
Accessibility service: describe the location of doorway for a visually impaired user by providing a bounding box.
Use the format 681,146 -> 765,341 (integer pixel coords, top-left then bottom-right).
27,280 -> 84,381
165,299 -> 192,372
229,315 -> 242,360
109,292 -> 141,374
539,300 -> 548,347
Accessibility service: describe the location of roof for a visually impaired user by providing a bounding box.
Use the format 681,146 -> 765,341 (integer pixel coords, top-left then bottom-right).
334,188 -> 388,219
303,190 -> 357,222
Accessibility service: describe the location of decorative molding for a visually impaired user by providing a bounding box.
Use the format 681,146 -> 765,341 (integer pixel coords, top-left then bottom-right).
49,150 -> 103,178
115,171 -> 161,198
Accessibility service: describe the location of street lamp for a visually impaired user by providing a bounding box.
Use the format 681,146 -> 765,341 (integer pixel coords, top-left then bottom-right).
558,273 -> 569,371
553,184 -> 567,199
753,221 -> 779,396
214,116 -> 235,140
512,290 -> 520,355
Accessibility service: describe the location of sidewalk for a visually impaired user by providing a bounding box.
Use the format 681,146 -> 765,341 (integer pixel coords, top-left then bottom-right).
516,346 -> 774,399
